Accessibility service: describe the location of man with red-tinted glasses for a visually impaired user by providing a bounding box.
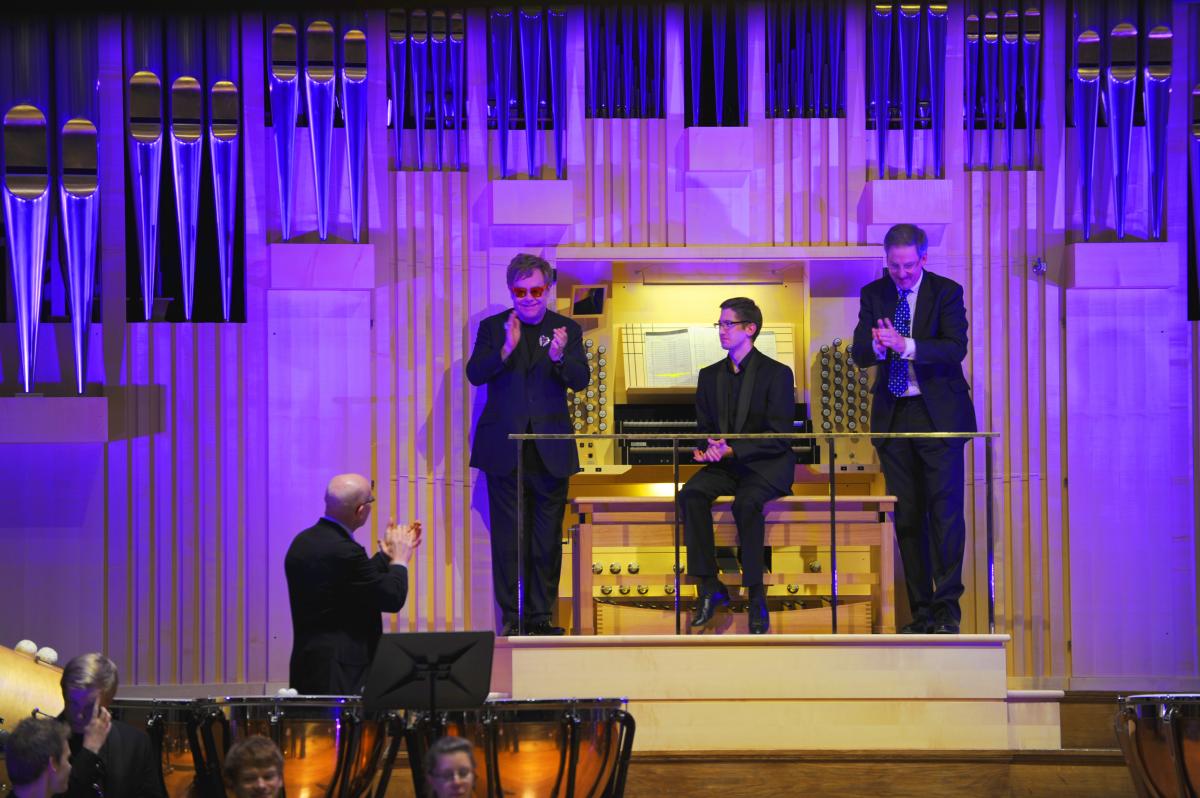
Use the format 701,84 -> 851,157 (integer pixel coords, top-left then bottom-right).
467,253 -> 589,636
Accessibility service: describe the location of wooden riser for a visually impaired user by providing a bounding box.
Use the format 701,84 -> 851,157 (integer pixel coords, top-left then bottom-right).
492,634 -> 1061,751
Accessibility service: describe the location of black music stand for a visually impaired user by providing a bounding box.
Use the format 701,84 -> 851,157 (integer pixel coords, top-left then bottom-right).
362,631 -> 494,717
364,632 -> 494,797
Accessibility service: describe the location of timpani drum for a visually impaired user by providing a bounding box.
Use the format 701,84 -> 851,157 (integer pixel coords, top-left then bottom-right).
191,696 -> 399,798
405,698 -> 635,798
107,697 -> 202,798
1115,694 -> 1200,798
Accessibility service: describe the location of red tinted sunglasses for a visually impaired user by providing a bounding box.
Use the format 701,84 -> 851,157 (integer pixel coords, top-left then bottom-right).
512,286 -> 547,299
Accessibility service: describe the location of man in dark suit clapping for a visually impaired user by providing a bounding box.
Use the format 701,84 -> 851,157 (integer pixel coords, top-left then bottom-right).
467,253 -> 589,636
680,297 -> 798,635
285,473 -> 421,694
851,223 -> 978,635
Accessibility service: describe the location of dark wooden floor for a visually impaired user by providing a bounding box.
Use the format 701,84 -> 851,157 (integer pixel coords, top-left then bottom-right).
623,748 -> 1133,797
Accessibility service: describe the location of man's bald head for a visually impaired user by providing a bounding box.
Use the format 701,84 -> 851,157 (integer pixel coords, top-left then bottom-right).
324,474 -> 374,530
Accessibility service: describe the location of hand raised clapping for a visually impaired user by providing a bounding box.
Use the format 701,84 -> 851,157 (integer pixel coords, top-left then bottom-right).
380,519 -> 423,565
548,327 -> 568,362
873,318 -> 907,354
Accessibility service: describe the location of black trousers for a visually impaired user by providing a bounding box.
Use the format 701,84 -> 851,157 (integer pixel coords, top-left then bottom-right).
484,441 -> 569,627
876,395 -> 967,625
678,463 -> 786,587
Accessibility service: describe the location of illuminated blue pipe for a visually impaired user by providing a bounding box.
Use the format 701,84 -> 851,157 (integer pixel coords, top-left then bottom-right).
342,29 -> 367,239
1074,29 -> 1101,241
621,6 -> 635,117
548,7 -> 567,177
518,8 -> 543,176
490,8 -> 513,177
1143,26 -> 1172,240
1022,9 -> 1042,169
388,12 -> 408,169
128,70 -> 163,318
410,11 -> 429,170
170,76 -> 203,320
450,13 -> 465,169
1000,11 -> 1019,170
60,119 -> 99,392
965,14 -> 980,169
982,12 -> 998,170
4,105 -> 51,392
209,81 -> 239,320
793,3 -> 807,117
430,14 -> 447,171
269,24 -> 299,239
305,20 -> 335,240
733,2 -> 746,124
928,4 -> 948,176
870,4 -> 892,177
897,3 -> 920,177
811,0 -> 826,117
829,3 -> 845,117
711,2 -> 727,125
1106,22 -> 1137,239
687,6 -> 702,124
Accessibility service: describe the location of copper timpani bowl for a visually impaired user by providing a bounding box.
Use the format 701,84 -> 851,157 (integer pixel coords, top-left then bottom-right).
190,695 -> 400,798
405,697 -> 635,798
1115,693 -> 1200,798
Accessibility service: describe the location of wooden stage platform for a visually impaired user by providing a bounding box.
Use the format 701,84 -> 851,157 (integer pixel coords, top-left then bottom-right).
491,633 -> 1060,752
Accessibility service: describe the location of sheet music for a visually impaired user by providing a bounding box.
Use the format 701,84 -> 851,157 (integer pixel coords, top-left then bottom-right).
643,329 -> 694,387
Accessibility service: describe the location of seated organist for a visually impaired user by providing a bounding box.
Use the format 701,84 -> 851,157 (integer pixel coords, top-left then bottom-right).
285,473 -> 423,695
677,297 -> 798,635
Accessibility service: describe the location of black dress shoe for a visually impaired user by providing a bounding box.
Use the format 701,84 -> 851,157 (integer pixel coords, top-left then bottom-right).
690,586 -> 731,627
500,620 -> 519,636
932,623 -> 959,634
748,595 -> 770,634
900,619 -> 932,634
525,621 -> 566,636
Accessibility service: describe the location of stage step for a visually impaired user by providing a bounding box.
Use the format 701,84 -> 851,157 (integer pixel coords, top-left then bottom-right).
493,634 -> 1061,751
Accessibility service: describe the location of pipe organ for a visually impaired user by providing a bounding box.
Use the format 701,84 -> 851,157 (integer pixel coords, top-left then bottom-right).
0,3 -> 1195,672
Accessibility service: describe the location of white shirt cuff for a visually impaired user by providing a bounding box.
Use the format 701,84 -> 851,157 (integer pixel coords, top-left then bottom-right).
902,337 -> 916,360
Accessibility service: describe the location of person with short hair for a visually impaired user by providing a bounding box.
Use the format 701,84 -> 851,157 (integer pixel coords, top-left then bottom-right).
467,253 -> 589,636
423,736 -> 476,798
223,735 -> 284,798
58,652 -> 164,797
851,223 -> 977,634
285,473 -> 423,694
680,297 -> 798,635
5,718 -> 72,798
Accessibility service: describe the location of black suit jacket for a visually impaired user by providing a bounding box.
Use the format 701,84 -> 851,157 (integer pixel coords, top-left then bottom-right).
695,349 -> 798,494
467,308 -> 590,478
65,718 -> 164,798
285,518 -> 408,694
850,270 -> 978,434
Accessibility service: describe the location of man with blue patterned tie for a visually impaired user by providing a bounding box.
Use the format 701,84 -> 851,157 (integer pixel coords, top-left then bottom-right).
851,224 -> 977,635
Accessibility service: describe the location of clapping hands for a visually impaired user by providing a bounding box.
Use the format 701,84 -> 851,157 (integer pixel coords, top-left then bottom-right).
380,520 -> 423,565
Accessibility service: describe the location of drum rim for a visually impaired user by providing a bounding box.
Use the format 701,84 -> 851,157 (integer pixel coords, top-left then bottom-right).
1122,694 -> 1200,702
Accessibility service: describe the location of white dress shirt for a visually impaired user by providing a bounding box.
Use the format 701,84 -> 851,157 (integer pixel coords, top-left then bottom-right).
872,270 -> 923,397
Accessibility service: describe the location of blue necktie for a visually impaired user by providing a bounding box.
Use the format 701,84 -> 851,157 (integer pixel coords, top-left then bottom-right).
888,288 -> 912,397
